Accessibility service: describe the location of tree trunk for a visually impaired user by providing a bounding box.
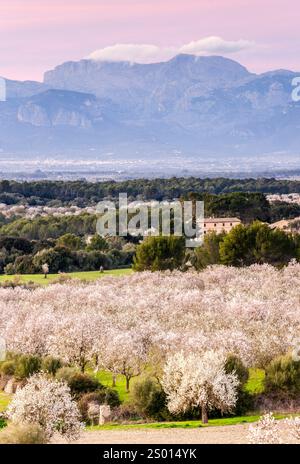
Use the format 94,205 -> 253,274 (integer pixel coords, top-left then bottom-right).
201,405 -> 208,424
126,377 -> 130,392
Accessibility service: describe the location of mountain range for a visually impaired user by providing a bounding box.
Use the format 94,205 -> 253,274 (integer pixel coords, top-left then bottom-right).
0,54 -> 300,158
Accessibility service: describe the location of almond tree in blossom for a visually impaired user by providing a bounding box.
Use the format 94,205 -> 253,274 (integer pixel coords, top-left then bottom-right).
0,263 -> 299,380
162,351 -> 239,423
7,373 -> 83,442
98,329 -> 150,392
47,311 -> 103,372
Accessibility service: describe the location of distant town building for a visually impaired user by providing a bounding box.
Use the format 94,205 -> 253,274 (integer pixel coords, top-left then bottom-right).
203,217 -> 241,235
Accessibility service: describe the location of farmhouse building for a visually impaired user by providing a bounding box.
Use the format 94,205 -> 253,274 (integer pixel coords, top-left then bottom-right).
203,217 -> 241,235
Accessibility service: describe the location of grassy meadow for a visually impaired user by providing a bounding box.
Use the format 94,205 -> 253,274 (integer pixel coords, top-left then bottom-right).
87,413 -> 290,431
0,392 -> 11,413
0,268 -> 132,285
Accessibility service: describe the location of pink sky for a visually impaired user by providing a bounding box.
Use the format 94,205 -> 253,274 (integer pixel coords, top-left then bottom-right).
0,0 -> 299,81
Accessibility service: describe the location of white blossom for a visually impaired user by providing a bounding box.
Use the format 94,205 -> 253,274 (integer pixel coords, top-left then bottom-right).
285,416 -> 300,441
248,412 -> 281,444
0,263 -> 299,378
7,373 -> 83,441
162,350 -> 239,422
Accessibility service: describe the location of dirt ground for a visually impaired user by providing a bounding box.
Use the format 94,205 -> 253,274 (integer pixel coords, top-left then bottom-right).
75,425 -> 248,444
53,423 -> 296,444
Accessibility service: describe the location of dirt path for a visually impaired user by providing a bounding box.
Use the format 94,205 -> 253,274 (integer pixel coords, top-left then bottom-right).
55,424 -> 252,444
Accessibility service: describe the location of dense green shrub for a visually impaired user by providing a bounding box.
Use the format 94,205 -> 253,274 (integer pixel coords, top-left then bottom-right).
56,233 -> 83,250
131,377 -> 169,420
0,360 -> 16,376
1,354 -> 62,378
75,250 -> 112,271
68,373 -> 101,398
56,368 -> 101,398
265,354 -> 300,396
0,423 -> 47,444
55,366 -> 77,382
3,263 -> 15,275
133,236 -> 186,272
78,389 -> 121,423
193,232 -> 225,270
14,355 -> 42,380
224,355 -> 253,415
220,222 -> 297,267
5,255 -> 36,275
234,390 -> 255,415
41,357 -> 63,376
86,235 -> 109,252
0,415 -> 7,429
32,245 -> 78,274
225,354 -> 249,386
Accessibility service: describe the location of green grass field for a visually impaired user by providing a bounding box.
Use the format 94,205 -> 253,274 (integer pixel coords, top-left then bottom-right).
0,392 -> 11,413
0,368 -> 266,413
88,413 -> 289,431
0,268 -> 132,285
93,366 -> 266,404
93,370 -> 140,403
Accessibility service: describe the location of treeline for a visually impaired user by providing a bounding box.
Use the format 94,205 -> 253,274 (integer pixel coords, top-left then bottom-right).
133,222 -> 300,271
0,214 -> 97,241
188,192 -> 300,223
0,177 -> 300,206
0,179 -> 300,275
1,218 -> 299,275
187,192 -> 271,223
194,222 -> 300,268
0,234 -> 135,275
1,194 -> 300,243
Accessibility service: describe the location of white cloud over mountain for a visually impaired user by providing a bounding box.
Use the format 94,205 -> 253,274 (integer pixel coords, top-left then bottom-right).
88,44 -> 176,64
87,36 -> 254,63
179,37 -> 254,55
